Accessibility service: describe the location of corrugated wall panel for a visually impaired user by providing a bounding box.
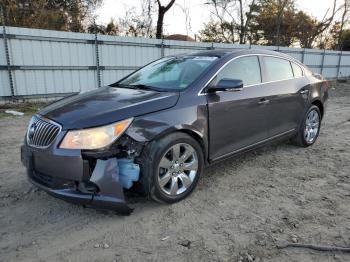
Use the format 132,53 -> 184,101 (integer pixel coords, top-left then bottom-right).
0,71 -> 11,97
1,26 -> 350,98
9,39 -> 95,66
323,68 -> 338,79
101,70 -> 134,86
13,70 -> 96,95
250,45 -> 275,50
324,52 -> 339,66
278,47 -> 303,62
304,53 -> 323,67
100,44 -> 159,67
286,52 -> 303,62
339,54 -> 350,78
0,36 -> 6,64
339,67 -> 350,78
311,67 -> 322,74
340,55 -> 350,66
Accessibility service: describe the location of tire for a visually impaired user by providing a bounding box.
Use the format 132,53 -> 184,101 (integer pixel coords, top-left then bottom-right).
293,105 -> 322,147
140,132 -> 204,203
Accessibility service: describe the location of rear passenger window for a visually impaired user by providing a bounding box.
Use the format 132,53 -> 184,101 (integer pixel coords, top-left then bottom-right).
213,56 -> 261,86
264,57 -> 293,81
291,62 -> 303,77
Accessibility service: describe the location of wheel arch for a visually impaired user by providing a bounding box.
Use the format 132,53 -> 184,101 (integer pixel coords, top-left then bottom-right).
150,127 -> 208,165
311,99 -> 324,118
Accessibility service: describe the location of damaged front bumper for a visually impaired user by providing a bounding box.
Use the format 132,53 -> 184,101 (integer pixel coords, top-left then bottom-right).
21,138 -> 134,215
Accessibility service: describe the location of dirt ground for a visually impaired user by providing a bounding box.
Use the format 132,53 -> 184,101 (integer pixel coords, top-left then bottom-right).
1,82 -> 350,262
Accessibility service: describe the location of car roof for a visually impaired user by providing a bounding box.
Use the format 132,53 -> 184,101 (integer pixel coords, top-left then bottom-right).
186,48 -> 297,62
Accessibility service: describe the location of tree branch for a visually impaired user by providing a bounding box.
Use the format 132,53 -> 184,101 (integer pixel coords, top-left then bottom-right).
164,0 -> 176,12
277,241 -> 350,253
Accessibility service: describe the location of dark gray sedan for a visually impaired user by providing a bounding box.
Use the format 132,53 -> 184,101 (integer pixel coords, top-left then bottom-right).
21,49 -> 328,213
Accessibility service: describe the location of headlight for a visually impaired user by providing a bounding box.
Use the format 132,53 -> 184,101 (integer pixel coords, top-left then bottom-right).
59,118 -> 133,150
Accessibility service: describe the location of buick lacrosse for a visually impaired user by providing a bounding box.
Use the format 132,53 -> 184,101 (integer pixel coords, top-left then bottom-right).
21,49 -> 328,213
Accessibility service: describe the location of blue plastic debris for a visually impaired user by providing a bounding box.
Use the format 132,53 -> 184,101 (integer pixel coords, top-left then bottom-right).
118,158 -> 140,189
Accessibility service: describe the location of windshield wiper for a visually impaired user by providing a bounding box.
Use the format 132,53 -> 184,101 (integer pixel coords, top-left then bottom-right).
116,84 -> 166,92
129,84 -> 156,91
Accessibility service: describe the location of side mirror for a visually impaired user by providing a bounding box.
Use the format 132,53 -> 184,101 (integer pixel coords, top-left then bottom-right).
207,78 -> 243,93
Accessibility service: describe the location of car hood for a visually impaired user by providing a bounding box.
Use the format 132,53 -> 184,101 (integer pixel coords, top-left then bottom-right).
39,86 -> 180,130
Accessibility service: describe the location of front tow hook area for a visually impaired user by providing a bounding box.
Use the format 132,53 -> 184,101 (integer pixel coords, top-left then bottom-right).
89,158 -> 133,215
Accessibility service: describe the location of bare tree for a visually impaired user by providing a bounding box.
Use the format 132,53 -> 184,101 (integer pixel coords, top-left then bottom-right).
306,0 -> 339,47
176,0 -> 192,36
337,0 -> 350,49
118,6 -> 155,37
156,0 -> 176,39
205,0 -> 256,44
240,0 -> 256,44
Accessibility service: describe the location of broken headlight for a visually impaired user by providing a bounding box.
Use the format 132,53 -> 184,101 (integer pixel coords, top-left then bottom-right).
59,118 -> 133,150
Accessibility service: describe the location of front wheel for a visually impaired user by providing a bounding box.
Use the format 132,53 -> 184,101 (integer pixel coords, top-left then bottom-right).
140,133 -> 204,203
293,105 -> 321,147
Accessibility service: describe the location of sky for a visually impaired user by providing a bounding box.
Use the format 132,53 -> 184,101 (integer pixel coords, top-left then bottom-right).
95,0 -> 341,38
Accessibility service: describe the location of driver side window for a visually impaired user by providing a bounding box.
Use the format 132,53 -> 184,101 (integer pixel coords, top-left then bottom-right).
212,56 -> 262,87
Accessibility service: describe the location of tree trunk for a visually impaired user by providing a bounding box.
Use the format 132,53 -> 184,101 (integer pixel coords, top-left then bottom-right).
156,7 -> 165,39
239,0 -> 244,44
275,0 -> 288,46
156,0 -> 176,39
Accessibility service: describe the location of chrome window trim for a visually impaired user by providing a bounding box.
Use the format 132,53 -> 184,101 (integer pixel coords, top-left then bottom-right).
290,61 -> 304,77
26,114 -> 62,149
198,53 -> 306,96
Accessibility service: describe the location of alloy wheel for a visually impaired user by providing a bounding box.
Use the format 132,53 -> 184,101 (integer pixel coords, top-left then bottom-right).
304,109 -> 320,143
157,143 -> 198,196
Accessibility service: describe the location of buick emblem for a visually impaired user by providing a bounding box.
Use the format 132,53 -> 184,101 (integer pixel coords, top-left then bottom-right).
28,123 -> 36,139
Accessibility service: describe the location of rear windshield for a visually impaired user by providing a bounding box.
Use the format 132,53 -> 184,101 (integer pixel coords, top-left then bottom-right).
117,56 -> 218,91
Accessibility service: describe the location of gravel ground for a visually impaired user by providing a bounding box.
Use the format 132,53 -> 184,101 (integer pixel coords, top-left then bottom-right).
1,82 -> 350,262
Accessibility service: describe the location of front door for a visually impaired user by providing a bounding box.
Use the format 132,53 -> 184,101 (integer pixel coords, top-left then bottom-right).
206,56 -> 270,161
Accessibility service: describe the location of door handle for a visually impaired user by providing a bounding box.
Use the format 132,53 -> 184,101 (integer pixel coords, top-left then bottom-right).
258,99 -> 270,105
300,89 -> 309,94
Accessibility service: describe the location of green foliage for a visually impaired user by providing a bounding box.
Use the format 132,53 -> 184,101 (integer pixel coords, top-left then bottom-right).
0,0 -> 102,32
249,0 -> 293,46
331,23 -> 350,50
200,0 -> 339,48
293,11 -> 320,48
198,20 -> 236,43
342,30 -> 350,50
249,0 -> 322,47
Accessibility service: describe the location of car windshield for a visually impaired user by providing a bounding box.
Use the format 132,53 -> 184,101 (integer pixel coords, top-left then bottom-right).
116,56 -> 219,91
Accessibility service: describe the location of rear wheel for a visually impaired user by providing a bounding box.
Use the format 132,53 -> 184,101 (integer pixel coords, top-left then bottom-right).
293,105 -> 321,147
140,133 -> 204,203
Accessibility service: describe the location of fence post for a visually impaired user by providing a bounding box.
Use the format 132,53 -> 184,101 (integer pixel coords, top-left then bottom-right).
336,50 -> 342,81
1,7 -> 15,99
160,37 -> 165,58
301,47 -> 306,63
94,23 -> 101,88
320,49 -> 326,75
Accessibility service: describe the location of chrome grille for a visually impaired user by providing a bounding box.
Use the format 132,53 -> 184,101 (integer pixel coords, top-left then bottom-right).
27,115 -> 61,147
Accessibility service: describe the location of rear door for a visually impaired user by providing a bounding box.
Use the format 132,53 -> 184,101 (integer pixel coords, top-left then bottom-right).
206,56 -> 270,160
260,56 -> 309,137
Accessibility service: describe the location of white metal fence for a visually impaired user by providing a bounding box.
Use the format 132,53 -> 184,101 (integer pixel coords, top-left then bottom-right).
1,26 -> 350,99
